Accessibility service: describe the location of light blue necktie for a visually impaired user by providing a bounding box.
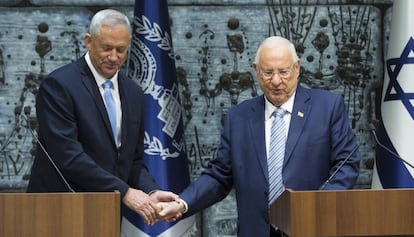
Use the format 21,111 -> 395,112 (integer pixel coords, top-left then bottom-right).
268,107 -> 286,204
102,80 -> 117,143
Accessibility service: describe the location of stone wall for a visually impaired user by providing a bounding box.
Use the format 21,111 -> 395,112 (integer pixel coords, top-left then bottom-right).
0,0 -> 394,236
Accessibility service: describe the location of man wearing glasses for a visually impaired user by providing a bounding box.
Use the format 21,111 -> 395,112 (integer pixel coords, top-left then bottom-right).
158,36 -> 361,237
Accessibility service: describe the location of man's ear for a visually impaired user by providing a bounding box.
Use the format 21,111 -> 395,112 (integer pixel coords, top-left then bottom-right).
84,33 -> 92,49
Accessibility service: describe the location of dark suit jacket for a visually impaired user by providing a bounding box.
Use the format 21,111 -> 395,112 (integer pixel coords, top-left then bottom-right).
27,56 -> 157,197
180,85 -> 360,237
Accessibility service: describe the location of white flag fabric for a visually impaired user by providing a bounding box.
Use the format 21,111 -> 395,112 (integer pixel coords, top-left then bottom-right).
371,0 -> 414,188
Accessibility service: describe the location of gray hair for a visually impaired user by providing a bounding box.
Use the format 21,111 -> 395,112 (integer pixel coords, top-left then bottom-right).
254,36 -> 299,65
89,9 -> 131,38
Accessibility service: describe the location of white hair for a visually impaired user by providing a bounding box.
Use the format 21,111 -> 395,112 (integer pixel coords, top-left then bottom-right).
254,36 -> 299,65
88,9 -> 131,38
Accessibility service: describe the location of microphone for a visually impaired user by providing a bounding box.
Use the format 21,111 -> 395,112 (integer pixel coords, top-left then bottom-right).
23,114 -> 75,193
319,143 -> 360,190
369,123 -> 414,169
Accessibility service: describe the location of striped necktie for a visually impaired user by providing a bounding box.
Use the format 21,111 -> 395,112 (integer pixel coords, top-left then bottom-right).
102,80 -> 117,143
268,107 -> 286,204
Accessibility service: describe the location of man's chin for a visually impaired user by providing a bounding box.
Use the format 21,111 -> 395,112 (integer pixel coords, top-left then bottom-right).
269,94 -> 286,105
102,68 -> 118,78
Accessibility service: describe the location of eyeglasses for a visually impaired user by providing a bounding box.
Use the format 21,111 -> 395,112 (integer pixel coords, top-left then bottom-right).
258,62 -> 296,81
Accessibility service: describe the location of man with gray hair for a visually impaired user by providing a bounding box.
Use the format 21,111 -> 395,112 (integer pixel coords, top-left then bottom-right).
158,36 -> 361,236
27,9 -> 177,226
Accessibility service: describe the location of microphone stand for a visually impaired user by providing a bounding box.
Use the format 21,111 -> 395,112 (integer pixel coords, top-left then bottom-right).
319,144 -> 360,190
370,124 -> 414,169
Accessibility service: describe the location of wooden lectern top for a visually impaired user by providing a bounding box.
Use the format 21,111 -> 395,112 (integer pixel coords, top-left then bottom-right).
0,192 -> 120,237
270,189 -> 414,237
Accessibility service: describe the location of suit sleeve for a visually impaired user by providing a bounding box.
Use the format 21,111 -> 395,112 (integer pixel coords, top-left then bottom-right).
180,108 -> 235,216
323,95 -> 361,190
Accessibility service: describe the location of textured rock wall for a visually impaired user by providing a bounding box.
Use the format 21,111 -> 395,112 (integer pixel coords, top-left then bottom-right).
0,0 -> 393,236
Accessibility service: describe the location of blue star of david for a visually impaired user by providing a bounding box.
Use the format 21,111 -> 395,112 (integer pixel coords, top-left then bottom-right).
384,37 -> 414,120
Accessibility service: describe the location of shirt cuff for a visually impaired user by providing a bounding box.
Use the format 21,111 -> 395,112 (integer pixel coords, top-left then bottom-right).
179,198 -> 188,213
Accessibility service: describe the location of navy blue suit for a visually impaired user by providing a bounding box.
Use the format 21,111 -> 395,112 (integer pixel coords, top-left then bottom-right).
180,85 -> 360,236
27,56 -> 157,197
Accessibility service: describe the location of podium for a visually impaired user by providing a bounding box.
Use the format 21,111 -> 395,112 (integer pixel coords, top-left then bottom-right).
270,189 -> 414,237
0,192 -> 120,237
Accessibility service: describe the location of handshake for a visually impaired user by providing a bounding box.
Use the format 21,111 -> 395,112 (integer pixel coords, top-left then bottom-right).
123,188 -> 187,225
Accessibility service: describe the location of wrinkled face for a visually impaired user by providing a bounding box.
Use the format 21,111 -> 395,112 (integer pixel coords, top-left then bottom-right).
253,45 -> 300,107
84,24 -> 131,79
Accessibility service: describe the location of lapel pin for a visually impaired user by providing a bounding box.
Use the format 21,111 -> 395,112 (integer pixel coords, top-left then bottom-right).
297,112 -> 304,117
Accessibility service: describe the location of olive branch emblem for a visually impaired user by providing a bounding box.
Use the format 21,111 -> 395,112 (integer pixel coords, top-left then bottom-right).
144,132 -> 180,160
134,15 -> 174,59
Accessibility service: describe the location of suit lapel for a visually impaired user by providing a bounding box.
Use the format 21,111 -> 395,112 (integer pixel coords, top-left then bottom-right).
248,96 -> 269,181
78,57 -> 115,144
117,74 -> 128,148
284,85 -> 310,163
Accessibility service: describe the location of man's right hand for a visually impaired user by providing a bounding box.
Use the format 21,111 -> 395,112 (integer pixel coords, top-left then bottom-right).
157,199 -> 186,222
122,188 -> 157,225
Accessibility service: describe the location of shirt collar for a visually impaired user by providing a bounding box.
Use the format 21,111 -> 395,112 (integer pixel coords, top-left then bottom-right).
264,91 -> 296,120
85,51 -> 119,88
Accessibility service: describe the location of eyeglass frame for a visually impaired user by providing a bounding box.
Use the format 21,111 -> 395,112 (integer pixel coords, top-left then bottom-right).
257,62 -> 297,81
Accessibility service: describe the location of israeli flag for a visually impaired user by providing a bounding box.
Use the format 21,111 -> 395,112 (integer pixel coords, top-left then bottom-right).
121,0 -> 196,236
371,0 -> 414,188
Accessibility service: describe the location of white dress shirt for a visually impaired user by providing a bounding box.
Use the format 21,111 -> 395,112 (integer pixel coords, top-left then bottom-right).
264,93 -> 295,158
85,52 -> 122,147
